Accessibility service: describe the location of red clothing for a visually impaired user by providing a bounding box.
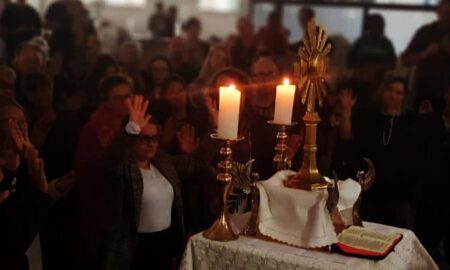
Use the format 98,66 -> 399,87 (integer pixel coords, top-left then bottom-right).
73,106 -> 125,268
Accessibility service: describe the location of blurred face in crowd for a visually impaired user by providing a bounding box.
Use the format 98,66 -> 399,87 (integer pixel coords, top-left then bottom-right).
437,0 -> 450,28
104,84 -> 133,117
0,105 -> 27,172
210,48 -> 228,72
151,59 -> 170,85
134,123 -> 159,161
251,57 -> 278,96
185,22 -> 201,40
162,81 -> 187,108
237,17 -> 254,38
118,43 -> 141,67
382,81 -> 405,115
14,45 -> 44,75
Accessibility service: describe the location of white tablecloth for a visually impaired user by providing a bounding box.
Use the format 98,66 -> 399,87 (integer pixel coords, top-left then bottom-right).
180,222 -> 438,270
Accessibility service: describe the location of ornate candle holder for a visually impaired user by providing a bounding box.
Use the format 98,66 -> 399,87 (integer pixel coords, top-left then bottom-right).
203,133 -> 243,241
268,121 -> 297,172
284,19 -> 332,191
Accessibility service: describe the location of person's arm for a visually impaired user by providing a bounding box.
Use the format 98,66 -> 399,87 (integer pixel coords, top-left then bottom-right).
402,27 -> 440,66
171,125 -> 217,178
338,88 -> 357,140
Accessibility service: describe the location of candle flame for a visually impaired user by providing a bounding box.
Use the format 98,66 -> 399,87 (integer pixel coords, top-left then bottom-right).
283,78 -> 290,85
229,84 -> 236,91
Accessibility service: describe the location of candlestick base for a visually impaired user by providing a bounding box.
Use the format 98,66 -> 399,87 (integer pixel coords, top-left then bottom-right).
283,112 -> 329,191
204,134 -> 243,241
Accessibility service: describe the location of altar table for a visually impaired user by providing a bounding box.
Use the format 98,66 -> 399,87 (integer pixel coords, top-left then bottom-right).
180,222 -> 437,270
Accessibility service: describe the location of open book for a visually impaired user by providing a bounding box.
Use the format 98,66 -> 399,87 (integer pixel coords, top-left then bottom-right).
337,226 -> 402,258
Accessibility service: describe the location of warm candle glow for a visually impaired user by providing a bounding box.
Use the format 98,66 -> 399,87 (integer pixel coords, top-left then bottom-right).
217,85 -> 241,140
274,79 -> 295,125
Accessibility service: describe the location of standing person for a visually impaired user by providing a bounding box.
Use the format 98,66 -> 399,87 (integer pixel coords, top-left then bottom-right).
402,0 -> 450,114
0,96 -> 74,270
230,17 -> 256,73
244,55 -> 302,179
166,5 -> 178,38
0,0 -> 41,61
255,11 -> 288,57
102,96 -> 215,270
83,54 -> 120,115
348,13 -> 396,98
338,77 -> 423,228
20,72 -> 81,270
168,17 -> 209,83
147,2 -> 168,39
74,73 -> 134,270
289,7 -> 315,51
144,55 -> 171,104
117,41 -> 146,93
414,86 -> 450,259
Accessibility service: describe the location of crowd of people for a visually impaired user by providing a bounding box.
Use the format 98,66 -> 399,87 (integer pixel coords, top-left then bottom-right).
0,0 -> 449,269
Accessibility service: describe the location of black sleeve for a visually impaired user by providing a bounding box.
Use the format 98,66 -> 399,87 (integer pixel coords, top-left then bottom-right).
0,186 -> 54,269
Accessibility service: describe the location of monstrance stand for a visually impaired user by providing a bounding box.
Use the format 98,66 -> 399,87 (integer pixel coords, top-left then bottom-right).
284,19 -> 332,191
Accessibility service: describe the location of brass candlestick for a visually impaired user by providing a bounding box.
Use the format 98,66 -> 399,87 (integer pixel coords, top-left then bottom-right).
204,134 -> 242,241
284,19 -> 332,191
268,121 -> 297,172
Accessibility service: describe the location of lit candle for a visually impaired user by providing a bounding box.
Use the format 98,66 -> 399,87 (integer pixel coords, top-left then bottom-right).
274,78 -> 296,124
218,85 -> 241,139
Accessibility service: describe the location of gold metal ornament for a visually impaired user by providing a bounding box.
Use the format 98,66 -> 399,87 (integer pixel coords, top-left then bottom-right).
204,134 -> 242,241
268,121 -> 297,172
284,19 -> 332,191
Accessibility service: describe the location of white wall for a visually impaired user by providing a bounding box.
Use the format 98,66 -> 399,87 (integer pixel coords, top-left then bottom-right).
85,0 -> 249,40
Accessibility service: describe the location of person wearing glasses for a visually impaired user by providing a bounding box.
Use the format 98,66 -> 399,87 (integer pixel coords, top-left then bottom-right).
102,96 -> 215,270
0,96 -> 74,270
74,73 -> 135,269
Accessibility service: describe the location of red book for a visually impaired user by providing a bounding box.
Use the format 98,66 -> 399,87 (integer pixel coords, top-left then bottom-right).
337,226 -> 402,259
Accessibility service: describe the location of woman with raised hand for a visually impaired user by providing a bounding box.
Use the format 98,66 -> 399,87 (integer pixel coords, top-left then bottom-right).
103,95 -> 215,270
0,96 -> 74,270
337,77 -> 424,229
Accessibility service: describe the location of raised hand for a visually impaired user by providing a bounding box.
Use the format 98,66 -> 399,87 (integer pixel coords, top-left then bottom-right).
23,144 -> 48,193
127,95 -> 151,130
177,123 -> 200,154
339,88 -> 357,112
8,119 -> 30,154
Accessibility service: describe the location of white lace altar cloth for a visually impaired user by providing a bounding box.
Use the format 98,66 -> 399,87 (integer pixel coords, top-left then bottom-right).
257,170 -> 360,248
180,222 -> 438,270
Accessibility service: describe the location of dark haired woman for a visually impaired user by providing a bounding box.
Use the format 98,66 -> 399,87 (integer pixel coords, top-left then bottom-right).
20,71 -> 81,270
144,55 -> 171,103
102,96 -> 215,270
338,76 -> 424,228
0,96 -> 73,270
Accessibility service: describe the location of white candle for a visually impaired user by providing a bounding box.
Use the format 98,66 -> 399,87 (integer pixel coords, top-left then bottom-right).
217,85 -> 241,140
274,78 -> 296,125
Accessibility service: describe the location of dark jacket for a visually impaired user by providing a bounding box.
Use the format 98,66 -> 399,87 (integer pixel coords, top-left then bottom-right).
102,133 -> 216,270
0,167 -> 54,270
